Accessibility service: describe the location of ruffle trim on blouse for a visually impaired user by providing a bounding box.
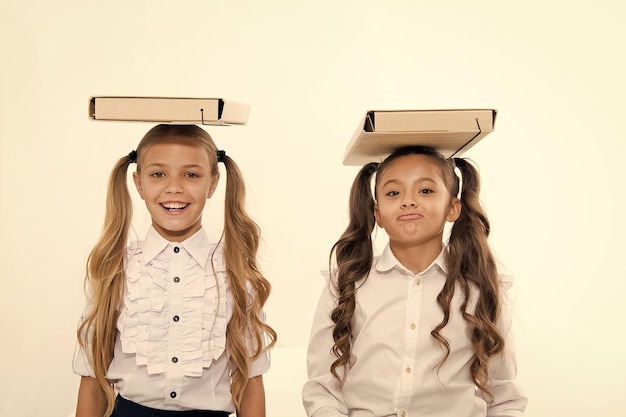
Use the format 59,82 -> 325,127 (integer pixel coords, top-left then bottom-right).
118,242 -> 229,377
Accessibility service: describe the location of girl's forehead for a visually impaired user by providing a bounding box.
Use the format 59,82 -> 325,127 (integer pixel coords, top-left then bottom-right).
149,135 -> 202,147
143,137 -> 210,156
139,140 -> 213,168
380,154 -> 444,179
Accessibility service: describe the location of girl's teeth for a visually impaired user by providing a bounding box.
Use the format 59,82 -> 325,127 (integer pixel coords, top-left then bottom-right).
164,203 -> 187,210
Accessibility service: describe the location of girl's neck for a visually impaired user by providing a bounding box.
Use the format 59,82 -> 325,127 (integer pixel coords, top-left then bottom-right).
389,239 -> 443,275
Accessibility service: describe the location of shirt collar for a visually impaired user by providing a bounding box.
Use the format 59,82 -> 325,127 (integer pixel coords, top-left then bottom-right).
375,242 -> 448,275
141,226 -> 212,267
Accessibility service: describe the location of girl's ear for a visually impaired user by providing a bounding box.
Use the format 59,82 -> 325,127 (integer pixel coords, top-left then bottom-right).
207,173 -> 220,199
447,198 -> 461,222
374,203 -> 383,228
133,172 -> 144,199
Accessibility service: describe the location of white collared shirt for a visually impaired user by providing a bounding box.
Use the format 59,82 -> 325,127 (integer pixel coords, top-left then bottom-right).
303,244 -> 527,417
74,226 -> 270,412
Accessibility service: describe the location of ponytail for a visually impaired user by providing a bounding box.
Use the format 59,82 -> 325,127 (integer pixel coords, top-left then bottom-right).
434,156 -> 503,402
219,154 -> 277,409
329,162 -> 378,382
77,154 -> 135,416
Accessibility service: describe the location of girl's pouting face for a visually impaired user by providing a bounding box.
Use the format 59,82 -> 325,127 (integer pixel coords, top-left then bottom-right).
374,154 -> 460,251
133,136 -> 219,242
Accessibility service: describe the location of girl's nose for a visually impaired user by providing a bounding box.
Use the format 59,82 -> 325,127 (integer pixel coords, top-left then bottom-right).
165,179 -> 184,193
401,199 -> 417,208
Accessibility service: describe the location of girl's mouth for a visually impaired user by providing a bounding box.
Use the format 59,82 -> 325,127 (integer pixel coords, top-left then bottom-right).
161,203 -> 189,211
398,213 -> 422,221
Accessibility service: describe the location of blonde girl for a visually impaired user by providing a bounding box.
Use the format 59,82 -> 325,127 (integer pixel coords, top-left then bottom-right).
74,124 -> 276,417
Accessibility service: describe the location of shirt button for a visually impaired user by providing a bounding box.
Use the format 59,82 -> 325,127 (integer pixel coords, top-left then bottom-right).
401,411 -> 407,417
415,279 -> 421,286
410,322 -> 416,329
405,367 -> 412,373
173,315 -> 180,322
173,247 -> 180,253
170,391 -> 177,398
172,357 -> 178,363
173,276 -> 180,283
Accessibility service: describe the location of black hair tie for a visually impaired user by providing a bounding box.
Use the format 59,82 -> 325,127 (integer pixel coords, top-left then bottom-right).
217,150 -> 226,163
128,150 -> 137,163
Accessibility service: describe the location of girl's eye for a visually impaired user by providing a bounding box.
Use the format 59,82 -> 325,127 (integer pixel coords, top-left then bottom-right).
385,190 -> 400,197
420,188 -> 434,194
186,172 -> 200,178
150,172 -> 164,178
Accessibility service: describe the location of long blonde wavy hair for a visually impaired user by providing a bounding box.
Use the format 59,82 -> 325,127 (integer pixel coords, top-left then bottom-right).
77,124 -> 277,416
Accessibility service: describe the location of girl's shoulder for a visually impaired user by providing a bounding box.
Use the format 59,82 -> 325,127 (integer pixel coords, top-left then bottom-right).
126,240 -> 143,259
319,267 -> 341,299
496,261 -> 515,290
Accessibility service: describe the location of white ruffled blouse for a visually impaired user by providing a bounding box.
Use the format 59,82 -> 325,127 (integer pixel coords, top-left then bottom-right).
120,226 -> 228,377
74,226 -> 270,411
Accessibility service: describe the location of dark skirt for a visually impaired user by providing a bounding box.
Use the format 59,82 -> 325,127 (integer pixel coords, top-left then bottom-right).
111,395 -> 231,417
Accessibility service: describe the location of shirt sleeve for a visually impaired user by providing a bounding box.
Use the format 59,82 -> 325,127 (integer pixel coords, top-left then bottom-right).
247,310 -> 272,378
482,272 -> 528,417
302,271 -> 349,417
72,304 -> 96,377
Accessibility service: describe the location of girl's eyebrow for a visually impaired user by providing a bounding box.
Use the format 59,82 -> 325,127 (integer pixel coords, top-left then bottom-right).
380,179 -> 400,188
417,177 -> 438,184
143,162 -> 166,168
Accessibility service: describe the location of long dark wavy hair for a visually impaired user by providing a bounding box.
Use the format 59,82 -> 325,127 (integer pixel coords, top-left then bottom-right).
329,146 -> 503,402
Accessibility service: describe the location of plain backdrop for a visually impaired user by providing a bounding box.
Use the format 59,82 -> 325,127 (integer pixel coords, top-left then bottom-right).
1,1 -> 625,416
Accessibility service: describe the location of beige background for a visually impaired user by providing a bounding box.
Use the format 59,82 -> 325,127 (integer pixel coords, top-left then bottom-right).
1,1 -> 624,416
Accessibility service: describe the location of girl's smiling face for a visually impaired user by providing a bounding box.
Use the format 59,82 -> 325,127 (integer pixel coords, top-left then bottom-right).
133,136 -> 219,242
374,154 -> 460,251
